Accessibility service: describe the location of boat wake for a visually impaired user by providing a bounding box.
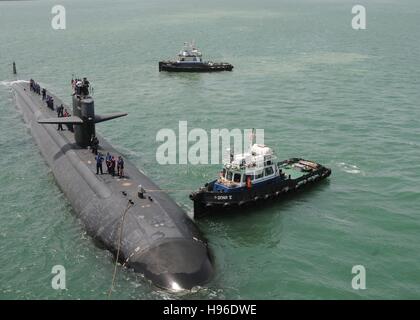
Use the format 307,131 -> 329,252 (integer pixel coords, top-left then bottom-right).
337,162 -> 364,175
0,80 -> 28,87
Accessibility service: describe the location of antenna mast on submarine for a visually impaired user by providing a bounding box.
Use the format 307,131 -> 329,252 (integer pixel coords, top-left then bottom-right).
13,62 -> 17,75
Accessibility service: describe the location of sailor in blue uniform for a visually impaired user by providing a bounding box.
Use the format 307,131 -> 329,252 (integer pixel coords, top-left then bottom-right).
95,153 -> 104,175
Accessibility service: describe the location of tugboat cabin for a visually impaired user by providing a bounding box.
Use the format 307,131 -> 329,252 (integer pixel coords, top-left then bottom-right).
177,42 -> 203,63
213,144 -> 282,192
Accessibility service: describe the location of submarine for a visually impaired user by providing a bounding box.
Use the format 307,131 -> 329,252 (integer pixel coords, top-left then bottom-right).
11,75 -> 213,291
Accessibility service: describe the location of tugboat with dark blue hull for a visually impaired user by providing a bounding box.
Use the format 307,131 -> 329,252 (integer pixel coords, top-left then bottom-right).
190,143 -> 331,217
159,42 -> 233,72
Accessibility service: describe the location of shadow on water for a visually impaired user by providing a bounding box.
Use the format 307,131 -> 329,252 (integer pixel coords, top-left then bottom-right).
159,72 -> 204,81
158,70 -> 233,82
196,180 -> 331,248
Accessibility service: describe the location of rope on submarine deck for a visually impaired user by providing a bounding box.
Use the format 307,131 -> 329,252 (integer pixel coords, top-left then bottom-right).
108,201 -> 134,299
106,187 -> 196,298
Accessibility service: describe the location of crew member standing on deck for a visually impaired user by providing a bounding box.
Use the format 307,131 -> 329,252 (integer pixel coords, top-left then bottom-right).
110,156 -> 116,176
56,104 -> 64,131
63,109 -> 74,132
95,152 -> 104,175
106,152 -> 112,173
91,135 -> 99,155
117,156 -> 124,178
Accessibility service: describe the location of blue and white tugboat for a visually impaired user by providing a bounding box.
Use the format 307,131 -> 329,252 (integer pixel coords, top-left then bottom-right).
159,42 -> 233,72
190,143 -> 331,217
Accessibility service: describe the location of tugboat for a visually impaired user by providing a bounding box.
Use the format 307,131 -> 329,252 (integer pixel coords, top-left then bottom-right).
190,143 -> 331,217
159,42 -> 234,72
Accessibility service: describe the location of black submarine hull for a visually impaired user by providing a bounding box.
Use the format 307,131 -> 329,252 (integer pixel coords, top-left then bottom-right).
12,81 -> 213,291
190,159 -> 331,218
159,61 -> 233,72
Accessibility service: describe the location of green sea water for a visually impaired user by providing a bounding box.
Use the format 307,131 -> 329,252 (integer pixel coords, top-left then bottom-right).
1,0 -> 419,299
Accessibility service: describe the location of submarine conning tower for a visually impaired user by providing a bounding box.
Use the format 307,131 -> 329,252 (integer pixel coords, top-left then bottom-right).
38,77 -> 127,148
73,78 -> 95,147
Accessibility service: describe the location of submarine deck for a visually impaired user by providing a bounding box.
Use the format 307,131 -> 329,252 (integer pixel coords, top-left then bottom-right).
12,80 -> 215,291
14,81 -> 195,248
20,82 -> 151,202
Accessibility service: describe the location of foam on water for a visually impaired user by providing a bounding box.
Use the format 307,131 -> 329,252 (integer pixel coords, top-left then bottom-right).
0,80 -> 28,87
336,162 -> 364,175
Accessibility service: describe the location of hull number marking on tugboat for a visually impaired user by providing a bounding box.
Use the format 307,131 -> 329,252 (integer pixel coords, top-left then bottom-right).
214,195 -> 233,200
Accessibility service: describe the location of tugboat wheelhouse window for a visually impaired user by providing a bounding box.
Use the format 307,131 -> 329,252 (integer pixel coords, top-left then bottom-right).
265,166 -> 274,176
233,173 -> 241,183
226,171 -> 233,181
